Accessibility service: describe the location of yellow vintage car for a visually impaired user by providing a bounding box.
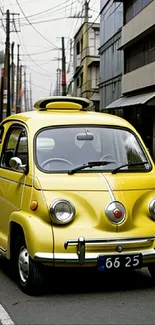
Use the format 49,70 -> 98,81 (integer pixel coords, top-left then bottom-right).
0,96 -> 155,294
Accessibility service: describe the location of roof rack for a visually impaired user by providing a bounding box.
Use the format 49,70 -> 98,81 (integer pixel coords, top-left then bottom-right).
34,96 -> 94,111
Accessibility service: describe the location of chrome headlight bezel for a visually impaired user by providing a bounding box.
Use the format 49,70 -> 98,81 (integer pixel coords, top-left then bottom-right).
105,201 -> 126,224
50,199 -> 75,224
149,198 -> 155,220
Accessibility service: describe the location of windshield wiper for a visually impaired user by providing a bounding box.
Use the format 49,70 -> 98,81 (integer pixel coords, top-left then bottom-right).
112,161 -> 148,174
68,161 -> 113,175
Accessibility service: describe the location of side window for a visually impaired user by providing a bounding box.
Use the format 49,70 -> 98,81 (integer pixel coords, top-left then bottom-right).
16,132 -> 28,165
0,126 -> 28,170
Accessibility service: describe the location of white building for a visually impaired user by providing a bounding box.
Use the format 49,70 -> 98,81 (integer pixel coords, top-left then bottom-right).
68,22 -> 100,111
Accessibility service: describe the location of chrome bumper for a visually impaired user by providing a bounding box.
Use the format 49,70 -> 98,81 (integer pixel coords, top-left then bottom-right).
34,236 -> 155,265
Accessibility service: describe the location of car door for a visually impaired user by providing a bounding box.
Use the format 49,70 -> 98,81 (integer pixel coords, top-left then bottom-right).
0,123 -> 28,252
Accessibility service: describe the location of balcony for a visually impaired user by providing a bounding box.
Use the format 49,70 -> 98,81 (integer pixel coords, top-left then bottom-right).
122,61 -> 155,94
121,1 -> 155,48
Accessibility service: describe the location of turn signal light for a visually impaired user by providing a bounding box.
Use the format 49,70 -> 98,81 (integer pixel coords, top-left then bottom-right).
30,200 -> 38,211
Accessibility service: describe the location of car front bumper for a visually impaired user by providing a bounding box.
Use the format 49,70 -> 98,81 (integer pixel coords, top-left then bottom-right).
34,236 -> 155,266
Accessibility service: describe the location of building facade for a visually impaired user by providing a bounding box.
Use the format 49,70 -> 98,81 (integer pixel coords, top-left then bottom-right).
70,22 -> 100,111
106,0 -> 155,158
99,0 -> 123,110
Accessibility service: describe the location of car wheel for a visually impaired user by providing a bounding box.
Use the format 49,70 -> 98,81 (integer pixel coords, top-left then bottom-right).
13,235 -> 44,295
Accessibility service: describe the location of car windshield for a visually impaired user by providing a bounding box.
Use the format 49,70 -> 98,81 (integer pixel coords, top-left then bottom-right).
35,126 -> 151,173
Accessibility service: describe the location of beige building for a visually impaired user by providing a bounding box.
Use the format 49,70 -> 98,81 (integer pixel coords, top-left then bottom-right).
106,0 -> 155,159
68,22 -> 100,111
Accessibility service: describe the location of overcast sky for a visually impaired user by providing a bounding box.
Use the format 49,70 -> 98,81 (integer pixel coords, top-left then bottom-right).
0,0 -> 100,107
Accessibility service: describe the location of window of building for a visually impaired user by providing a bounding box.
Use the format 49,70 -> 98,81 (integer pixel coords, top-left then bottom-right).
76,77 -> 80,88
94,30 -> 99,54
80,73 -> 83,87
124,30 -> 155,73
125,0 -> 152,24
81,37 -> 83,52
76,41 -> 80,55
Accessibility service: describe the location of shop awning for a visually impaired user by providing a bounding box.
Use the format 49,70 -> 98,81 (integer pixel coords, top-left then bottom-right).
105,92 -> 155,109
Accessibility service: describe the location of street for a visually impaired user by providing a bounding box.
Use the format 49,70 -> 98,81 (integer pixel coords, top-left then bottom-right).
0,260 -> 155,324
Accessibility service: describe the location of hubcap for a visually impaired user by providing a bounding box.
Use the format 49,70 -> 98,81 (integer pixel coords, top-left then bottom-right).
18,247 -> 29,283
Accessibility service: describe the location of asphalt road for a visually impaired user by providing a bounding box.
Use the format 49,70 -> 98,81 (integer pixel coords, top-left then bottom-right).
0,260 -> 155,325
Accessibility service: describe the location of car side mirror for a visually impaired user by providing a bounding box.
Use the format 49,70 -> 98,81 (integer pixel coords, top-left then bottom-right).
9,157 -> 27,173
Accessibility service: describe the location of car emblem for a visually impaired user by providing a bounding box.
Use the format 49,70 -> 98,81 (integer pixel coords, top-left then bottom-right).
116,245 -> 123,253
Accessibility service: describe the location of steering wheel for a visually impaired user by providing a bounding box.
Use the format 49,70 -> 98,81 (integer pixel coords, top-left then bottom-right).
100,154 -> 115,161
41,157 -> 73,168
100,154 -> 118,164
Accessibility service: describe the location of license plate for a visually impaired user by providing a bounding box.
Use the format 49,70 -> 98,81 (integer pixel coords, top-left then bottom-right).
98,254 -> 142,271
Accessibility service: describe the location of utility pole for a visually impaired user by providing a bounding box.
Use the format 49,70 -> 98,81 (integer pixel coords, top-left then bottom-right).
11,41 -> 14,112
68,0 -> 91,99
3,10 -> 20,118
61,37 -> 66,96
29,73 -> 33,110
49,82 -> 52,96
0,67 -> 4,122
6,9 -> 10,117
67,38 -> 73,74
83,0 -> 89,98
18,64 -> 22,112
56,68 -> 61,95
26,90 -> 29,111
24,66 -> 27,111
16,44 -> 20,113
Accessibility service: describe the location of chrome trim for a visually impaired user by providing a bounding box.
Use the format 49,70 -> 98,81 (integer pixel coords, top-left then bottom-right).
100,173 -> 115,201
149,198 -> 155,219
64,236 -> 155,264
33,235 -> 155,265
64,236 -> 155,248
105,201 -> 126,225
77,236 -> 85,264
34,248 -> 155,264
50,199 -> 75,224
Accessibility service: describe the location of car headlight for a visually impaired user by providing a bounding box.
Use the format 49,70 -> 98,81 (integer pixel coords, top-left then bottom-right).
50,199 -> 75,224
149,198 -> 155,220
105,201 -> 126,224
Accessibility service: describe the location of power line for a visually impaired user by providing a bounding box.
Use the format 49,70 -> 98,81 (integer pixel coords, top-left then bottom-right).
26,66 -> 57,77
27,80 -> 50,91
15,31 -> 53,77
19,0 -> 73,20
5,0 -> 60,79
20,17 -> 67,26
18,48 -> 60,56
15,0 -> 59,48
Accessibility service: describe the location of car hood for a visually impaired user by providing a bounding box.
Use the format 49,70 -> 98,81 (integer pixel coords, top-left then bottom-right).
33,172 -> 155,238
34,172 -> 155,192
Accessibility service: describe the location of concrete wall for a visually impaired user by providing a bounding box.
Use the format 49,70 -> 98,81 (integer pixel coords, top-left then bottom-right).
121,0 -> 155,47
122,61 -> 155,94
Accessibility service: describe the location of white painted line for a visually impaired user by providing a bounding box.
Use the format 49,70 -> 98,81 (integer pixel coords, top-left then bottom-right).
0,304 -> 14,325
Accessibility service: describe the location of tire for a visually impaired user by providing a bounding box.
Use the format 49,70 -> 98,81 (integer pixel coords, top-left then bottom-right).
13,234 -> 44,295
